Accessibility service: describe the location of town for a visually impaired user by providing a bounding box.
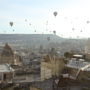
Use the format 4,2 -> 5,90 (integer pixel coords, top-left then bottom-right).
0,34 -> 90,90
1,0 -> 90,90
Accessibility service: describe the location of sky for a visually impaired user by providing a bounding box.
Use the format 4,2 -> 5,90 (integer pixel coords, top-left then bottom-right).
0,0 -> 90,38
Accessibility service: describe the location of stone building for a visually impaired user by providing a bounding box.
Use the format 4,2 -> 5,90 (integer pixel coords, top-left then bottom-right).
0,43 -> 22,65
0,64 -> 14,84
66,58 -> 90,80
41,55 -> 65,80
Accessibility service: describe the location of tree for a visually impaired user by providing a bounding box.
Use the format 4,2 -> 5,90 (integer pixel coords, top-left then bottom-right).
64,52 -> 73,58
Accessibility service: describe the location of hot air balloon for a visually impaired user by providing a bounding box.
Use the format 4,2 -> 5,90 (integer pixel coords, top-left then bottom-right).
61,34 -> 63,37
47,37 -> 50,41
72,28 -> 75,31
80,30 -> 82,32
46,29 -> 48,31
53,11 -> 57,17
46,21 -> 48,25
29,23 -> 31,26
25,19 -> 27,22
87,20 -> 90,24
9,22 -> 13,27
77,36 -> 79,39
4,30 -> 6,33
64,17 -> 68,19
53,30 -> 56,35
13,29 -> 15,32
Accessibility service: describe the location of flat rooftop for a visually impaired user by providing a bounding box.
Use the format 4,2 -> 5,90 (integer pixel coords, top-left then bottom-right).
0,64 -> 14,72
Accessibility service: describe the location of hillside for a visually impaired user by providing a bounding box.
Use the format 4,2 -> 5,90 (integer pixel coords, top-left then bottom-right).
0,34 -> 64,48
0,34 -> 88,53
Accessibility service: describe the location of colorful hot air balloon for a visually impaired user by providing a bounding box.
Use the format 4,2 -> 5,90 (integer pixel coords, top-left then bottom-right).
9,22 -> 13,27
53,11 -> 58,17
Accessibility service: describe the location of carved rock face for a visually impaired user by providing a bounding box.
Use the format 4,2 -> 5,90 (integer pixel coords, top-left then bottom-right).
1,43 -> 14,56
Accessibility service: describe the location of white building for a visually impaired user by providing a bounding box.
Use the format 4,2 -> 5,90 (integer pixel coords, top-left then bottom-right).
0,64 -> 14,84
66,58 -> 90,80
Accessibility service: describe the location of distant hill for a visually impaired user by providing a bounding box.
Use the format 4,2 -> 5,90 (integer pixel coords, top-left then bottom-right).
0,34 -> 88,53
0,34 -> 64,48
